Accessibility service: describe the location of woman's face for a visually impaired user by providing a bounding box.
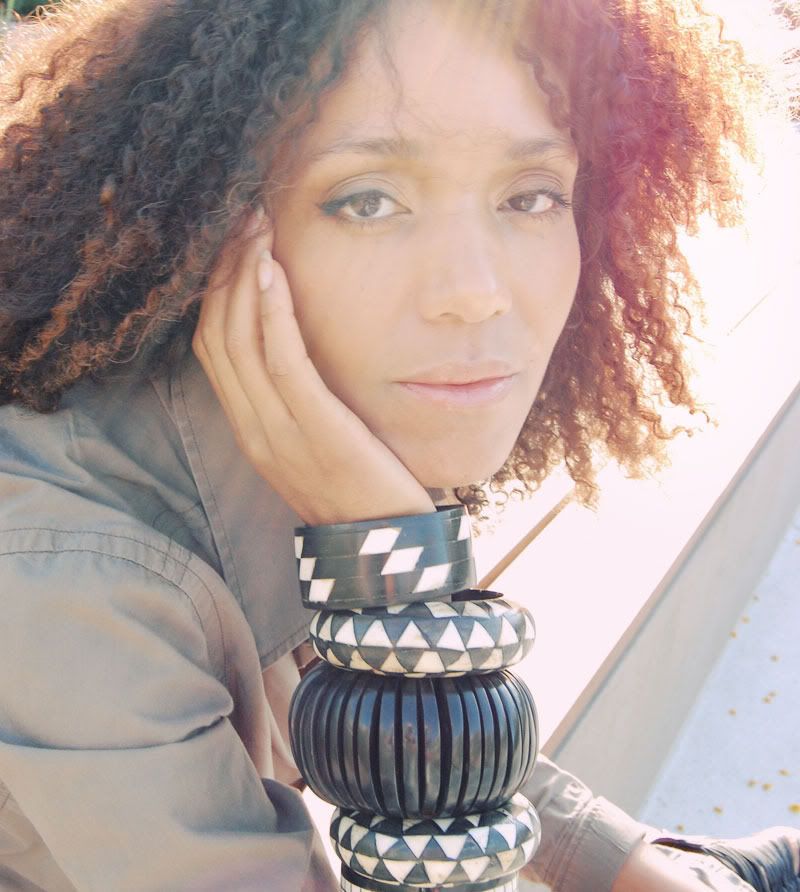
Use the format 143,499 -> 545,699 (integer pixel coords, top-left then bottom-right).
270,1 -> 580,488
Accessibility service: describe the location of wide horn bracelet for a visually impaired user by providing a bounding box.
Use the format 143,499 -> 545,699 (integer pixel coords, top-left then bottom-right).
289,505 -> 541,891
294,506 -> 476,608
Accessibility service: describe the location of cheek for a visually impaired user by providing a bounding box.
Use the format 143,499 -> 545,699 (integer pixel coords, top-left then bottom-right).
564,225 -> 582,291
550,222 -> 582,300
556,231 -> 582,327
517,223 -> 582,344
274,236 -> 391,390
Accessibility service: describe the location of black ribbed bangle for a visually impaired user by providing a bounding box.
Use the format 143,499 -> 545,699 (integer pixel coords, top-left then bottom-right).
295,505 -> 476,609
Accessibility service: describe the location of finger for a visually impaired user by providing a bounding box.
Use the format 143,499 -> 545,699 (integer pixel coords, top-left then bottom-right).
258,251 -> 360,433
193,286 -> 257,452
203,211 -> 261,305
196,210 -> 260,366
221,231 -> 297,434
192,334 -> 246,445
193,270 -> 243,442
194,210 -> 278,452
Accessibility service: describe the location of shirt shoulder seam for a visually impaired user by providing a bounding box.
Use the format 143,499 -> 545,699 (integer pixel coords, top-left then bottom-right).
0,532 -> 231,689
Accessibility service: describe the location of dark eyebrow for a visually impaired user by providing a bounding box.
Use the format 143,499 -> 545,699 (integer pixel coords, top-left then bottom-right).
505,136 -> 576,161
306,134 -> 575,164
307,136 -> 420,163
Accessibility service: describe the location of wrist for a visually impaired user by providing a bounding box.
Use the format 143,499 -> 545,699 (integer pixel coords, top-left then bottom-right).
303,499 -> 436,526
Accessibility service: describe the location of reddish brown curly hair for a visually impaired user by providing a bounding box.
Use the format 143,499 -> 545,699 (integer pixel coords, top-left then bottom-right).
0,0 -> 788,515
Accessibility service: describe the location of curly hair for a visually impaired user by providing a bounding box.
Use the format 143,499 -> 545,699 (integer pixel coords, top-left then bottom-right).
0,0 -> 789,515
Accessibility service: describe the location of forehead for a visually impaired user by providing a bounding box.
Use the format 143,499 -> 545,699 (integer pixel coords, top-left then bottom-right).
294,0 -> 571,165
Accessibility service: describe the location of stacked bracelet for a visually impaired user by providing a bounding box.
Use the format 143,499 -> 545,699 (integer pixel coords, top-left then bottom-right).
288,506 -> 541,891
295,506 -> 476,608
308,597 -> 535,676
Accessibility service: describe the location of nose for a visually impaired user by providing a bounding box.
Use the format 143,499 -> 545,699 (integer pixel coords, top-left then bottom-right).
415,214 -> 513,323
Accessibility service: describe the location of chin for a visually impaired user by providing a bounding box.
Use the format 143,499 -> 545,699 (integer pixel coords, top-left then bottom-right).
408,444 -> 513,490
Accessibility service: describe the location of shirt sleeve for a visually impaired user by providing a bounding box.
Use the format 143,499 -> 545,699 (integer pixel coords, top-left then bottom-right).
520,754 -> 650,892
0,541 -> 338,892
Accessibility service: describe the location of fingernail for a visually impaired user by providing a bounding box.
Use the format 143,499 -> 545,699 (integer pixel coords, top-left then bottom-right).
257,249 -> 274,292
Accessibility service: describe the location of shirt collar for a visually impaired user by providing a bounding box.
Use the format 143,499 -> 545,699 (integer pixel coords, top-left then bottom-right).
165,350 -> 311,668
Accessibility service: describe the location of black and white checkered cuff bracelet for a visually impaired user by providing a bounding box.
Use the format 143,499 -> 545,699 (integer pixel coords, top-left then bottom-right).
295,505 -> 476,609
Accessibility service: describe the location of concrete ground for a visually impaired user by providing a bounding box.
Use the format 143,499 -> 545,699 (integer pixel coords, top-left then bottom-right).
638,502 -> 800,837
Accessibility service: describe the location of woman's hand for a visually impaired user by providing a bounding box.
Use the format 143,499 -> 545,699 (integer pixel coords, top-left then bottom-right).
192,208 -> 436,526
614,826 -> 800,892
612,839 -> 758,891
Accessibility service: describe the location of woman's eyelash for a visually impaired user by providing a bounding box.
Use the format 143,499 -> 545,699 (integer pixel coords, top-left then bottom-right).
319,190 -> 388,218
505,188 -> 573,213
319,187 -> 573,225
542,189 -> 572,209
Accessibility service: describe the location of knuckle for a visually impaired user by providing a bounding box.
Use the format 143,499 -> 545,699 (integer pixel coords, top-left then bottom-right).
259,304 -> 286,326
259,289 -> 292,317
246,440 -> 274,469
224,332 -> 248,362
284,450 -> 315,480
234,418 -> 267,454
191,332 -> 209,360
265,352 -> 312,378
265,355 -> 291,377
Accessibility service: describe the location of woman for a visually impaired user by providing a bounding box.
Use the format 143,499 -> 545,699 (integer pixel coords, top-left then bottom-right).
0,1 -> 797,890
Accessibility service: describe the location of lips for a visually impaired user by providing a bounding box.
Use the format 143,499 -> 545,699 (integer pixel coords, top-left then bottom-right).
396,375 -> 517,407
398,360 -> 518,386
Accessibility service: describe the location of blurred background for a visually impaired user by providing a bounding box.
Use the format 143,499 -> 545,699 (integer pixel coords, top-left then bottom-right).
1,0 -> 48,21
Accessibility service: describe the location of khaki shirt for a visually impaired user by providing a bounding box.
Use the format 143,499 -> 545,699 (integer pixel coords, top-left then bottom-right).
0,351 -> 647,891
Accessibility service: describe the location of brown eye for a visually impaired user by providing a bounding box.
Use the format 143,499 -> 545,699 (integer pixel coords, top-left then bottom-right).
350,193 -> 385,217
506,192 -> 555,214
321,189 -> 403,223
